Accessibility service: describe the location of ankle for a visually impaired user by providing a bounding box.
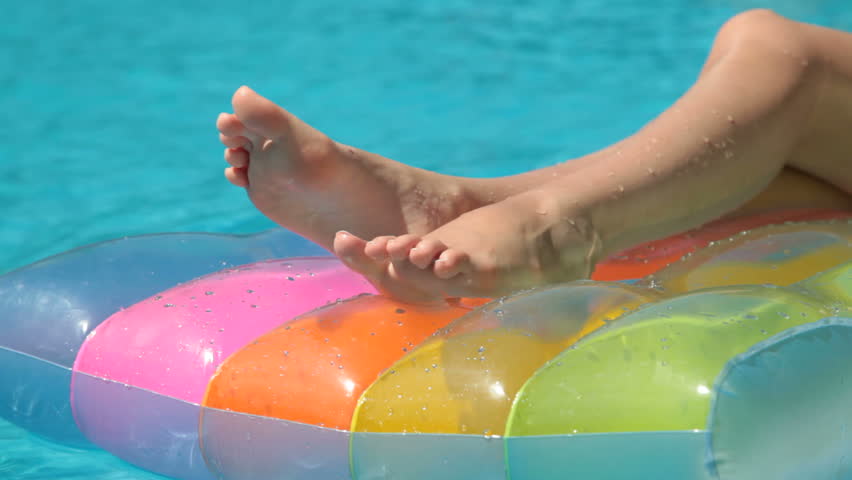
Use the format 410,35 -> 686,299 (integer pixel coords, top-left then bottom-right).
510,188 -> 606,281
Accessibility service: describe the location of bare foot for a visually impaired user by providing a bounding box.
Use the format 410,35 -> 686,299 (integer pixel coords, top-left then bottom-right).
334,188 -> 604,302
217,86 -> 492,252
218,87 -> 603,303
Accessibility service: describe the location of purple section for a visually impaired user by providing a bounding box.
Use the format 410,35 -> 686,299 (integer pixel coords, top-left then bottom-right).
200,407 -> 351,480
72,371 -> 214,480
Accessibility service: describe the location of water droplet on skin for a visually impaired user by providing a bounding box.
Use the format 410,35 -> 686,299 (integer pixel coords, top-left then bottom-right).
646,167 -> 656,175
727,115 -> 735,124
724,151 -> 734,159
607,171 -> 615,177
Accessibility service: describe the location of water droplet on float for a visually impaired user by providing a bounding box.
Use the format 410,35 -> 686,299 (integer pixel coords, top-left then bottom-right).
205,291 -> 215,296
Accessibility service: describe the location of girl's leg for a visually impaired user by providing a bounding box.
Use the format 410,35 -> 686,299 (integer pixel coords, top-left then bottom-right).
337,10 -> 852,301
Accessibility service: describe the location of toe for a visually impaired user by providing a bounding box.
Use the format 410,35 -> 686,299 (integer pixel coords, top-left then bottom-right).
409,238 -> 447,269
387,234 -> 421,261
224,148 -> 249,168
224,167 -> 249,188
232,86 -> 295,140
219,132 -> 252,150
365,236 -> 394,260
433,249 -> 469,279
217,112 -> 246,137
334,231 -> 383,278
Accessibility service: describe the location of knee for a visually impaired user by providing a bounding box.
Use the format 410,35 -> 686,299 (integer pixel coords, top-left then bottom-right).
706,9 -> 815,81
712,9 -> 806,59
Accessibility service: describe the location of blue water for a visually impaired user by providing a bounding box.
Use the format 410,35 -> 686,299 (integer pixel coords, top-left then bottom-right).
1,0 -> 850,478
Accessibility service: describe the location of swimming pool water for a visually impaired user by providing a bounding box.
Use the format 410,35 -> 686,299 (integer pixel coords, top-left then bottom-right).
1,0 -> 850,478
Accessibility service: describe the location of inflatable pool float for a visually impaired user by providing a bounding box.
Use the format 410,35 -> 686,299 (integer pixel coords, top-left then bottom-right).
1,210 -> 850,480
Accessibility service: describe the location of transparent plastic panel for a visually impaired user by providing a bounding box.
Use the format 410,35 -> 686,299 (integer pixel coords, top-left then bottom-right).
797,260 -> 851,314
506,431 -> 712,480
350,431 -> 505,480
592,209 -> 850,281
201,407 -> 351,480
71,370 -> 214,480
646,221 -> 852,293
508,285 -> 831,436
202,295 -> 482,430
352,282 -> 658,436
709,318 -> 852,480
73,258 -> 375,405
0,229 -> 324,368
0,229 -> 324,446
0,348 -> 91,447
